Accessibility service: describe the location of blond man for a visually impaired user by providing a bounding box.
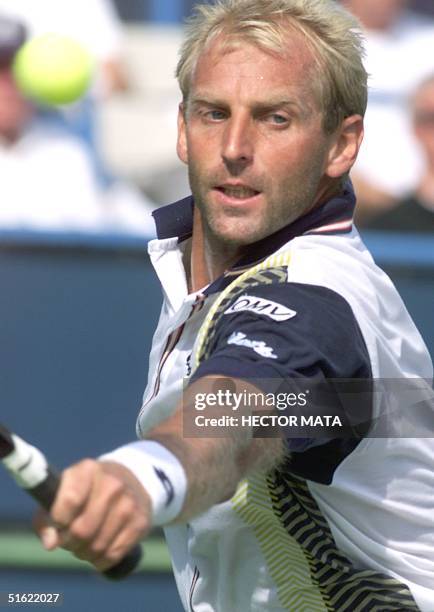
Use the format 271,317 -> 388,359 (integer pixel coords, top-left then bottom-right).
35,1 -> 433,610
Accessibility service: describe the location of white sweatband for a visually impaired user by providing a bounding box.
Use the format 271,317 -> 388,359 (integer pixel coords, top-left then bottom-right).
99,441 -> 187,526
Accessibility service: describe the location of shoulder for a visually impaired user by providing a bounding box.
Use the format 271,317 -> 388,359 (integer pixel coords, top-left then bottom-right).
283,231 -> 390,313
194,274 -> 371,384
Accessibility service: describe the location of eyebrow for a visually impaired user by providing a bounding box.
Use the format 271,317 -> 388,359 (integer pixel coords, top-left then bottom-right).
189,94 -> 310,116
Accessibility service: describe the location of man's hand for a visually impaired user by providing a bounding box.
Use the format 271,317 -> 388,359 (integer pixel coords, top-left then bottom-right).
33,459 -> 151,572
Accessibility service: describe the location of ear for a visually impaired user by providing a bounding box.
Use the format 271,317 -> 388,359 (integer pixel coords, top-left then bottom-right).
177,102 -> 188,165
325,115 -> 364,179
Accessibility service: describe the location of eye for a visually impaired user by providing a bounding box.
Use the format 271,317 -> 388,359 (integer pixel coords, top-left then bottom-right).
204,109 -> 227,121
267,113 -> 289,125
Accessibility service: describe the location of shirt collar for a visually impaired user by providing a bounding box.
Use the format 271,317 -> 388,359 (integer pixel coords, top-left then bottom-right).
152,182 -> 356,293
152,195 -> 194,241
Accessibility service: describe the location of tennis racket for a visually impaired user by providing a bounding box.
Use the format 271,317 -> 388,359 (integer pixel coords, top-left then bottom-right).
0,422 -> 142,580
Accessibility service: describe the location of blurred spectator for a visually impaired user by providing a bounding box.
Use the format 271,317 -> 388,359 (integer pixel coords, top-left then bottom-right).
367,75 -> 434,232
0,0 -> 127,97
0,15 -> 154,234
97,24 -> 189,205
0,0 -> 130,186
342,0 -> 434,222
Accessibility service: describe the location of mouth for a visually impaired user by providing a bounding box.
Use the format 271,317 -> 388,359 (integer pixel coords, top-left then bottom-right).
214,184 -> 261,202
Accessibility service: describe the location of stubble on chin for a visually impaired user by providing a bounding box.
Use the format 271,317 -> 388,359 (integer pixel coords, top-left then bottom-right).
188,169 -> 267,248
188,160 -> 325,250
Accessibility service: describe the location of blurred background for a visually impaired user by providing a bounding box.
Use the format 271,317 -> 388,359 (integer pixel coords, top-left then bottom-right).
0,1 -> 433,611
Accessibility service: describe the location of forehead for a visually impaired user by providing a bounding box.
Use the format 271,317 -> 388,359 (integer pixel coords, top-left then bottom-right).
191,33 -> 318,101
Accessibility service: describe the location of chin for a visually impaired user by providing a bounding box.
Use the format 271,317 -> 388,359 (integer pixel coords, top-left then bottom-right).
212,225 -> 266,248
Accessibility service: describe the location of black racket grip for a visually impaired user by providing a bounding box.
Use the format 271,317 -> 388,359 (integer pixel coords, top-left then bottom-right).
31,468 -> 60,512
31,466 -> 143,580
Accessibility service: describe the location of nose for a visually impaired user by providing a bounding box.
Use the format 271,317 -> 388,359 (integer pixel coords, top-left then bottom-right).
221,112 -> 254,174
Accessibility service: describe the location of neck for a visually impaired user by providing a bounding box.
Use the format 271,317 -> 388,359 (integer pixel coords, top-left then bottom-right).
188,207 -> 243,292
188,179 -> 341,292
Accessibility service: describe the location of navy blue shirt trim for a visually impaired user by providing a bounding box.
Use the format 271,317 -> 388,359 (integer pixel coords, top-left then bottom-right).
191,282 -> 372,484
152,183 -> 356,272
152,195 -> 194,242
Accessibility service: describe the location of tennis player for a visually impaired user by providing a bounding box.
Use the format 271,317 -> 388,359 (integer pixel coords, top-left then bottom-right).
35,1 -> 434,610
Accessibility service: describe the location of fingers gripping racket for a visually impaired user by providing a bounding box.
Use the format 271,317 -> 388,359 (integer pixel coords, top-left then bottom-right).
0,423 -> 142,580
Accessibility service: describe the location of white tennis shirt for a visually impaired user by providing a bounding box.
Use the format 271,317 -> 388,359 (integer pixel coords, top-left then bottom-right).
117,190 -> 434,611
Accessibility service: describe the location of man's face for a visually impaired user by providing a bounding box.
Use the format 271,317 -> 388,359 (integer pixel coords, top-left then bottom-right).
177,35 -> 338,248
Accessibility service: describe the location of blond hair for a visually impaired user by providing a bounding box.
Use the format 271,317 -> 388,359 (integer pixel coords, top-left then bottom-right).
176,0 -> 368,133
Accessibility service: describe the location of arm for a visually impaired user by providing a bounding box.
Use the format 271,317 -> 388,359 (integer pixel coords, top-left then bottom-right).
33,376 -> 284,571
148,376 -> 286,522
34,281 -> 370,569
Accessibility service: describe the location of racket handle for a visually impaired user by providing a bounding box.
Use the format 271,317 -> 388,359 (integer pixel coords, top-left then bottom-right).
31,471 -> 142,579
3,433 -> 142,580
31,468 -> 60,512
31,466 -> 142,579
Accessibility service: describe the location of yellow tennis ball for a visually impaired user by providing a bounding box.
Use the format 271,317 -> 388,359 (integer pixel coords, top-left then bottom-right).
12,33 -> 94,106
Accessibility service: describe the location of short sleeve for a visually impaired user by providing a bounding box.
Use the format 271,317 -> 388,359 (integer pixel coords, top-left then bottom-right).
192,283 -> 372,484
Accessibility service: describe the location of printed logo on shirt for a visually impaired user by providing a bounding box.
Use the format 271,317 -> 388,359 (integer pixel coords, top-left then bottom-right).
224,295 -> 297,322
227,331 -> 278,359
